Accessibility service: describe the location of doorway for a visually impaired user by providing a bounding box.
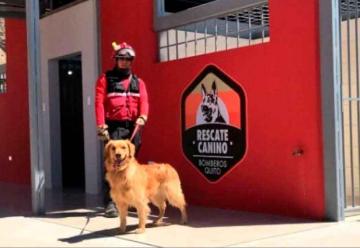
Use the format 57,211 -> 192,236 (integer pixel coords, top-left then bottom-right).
58,55 -> 85,190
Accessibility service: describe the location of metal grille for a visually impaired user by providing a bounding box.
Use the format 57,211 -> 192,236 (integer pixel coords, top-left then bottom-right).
159,2 -> 269,62
340,0 -> 360,210
341,0 -> 360,19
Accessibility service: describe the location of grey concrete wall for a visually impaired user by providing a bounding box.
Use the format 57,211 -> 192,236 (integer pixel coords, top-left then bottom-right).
40,0 -> 102,194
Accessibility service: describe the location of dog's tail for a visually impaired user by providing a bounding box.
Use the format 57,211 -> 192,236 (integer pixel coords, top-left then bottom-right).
163,164 -> 188,224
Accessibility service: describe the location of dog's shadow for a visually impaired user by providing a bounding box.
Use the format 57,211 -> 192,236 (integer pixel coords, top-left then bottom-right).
56,209 -> 172,244
58,222 -> 168,244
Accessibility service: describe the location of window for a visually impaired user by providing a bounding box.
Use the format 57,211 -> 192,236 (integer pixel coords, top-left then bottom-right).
161,0 -> 216,14
155,0 -> 270,62
0,18 -> 6,94
40,0 -> 82,16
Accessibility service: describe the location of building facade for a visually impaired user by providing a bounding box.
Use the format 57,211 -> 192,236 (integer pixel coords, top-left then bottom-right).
1,0 -> 356,220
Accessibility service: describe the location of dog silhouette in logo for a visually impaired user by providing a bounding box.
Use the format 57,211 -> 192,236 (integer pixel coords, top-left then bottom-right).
200,81 -> 226,124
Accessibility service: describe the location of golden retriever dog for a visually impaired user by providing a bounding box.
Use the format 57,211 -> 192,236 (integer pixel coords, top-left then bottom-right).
104,139 -> 187,234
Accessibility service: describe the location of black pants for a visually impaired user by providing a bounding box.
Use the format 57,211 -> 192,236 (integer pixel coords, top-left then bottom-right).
103,120 -> 142,205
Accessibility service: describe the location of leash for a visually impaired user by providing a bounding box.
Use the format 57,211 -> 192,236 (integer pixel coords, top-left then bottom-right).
129,123 -> 141,142
79,214 -> 91,235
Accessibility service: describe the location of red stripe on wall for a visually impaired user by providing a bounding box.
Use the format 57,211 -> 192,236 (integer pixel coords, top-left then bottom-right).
0,19 -> 30,185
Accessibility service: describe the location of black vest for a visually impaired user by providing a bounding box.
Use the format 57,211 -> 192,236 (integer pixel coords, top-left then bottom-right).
105,70 -> 139,94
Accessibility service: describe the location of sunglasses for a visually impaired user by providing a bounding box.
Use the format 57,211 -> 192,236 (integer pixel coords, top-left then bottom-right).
116,57 -> 133,61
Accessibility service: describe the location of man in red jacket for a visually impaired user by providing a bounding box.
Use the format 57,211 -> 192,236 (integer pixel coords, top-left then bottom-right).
95,42 -> 149,217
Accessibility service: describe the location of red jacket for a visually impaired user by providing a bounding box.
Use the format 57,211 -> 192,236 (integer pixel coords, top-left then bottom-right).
95,73 -> 149,126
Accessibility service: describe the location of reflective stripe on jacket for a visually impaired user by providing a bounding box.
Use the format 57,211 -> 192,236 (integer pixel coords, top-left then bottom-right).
95,71 -> 149,126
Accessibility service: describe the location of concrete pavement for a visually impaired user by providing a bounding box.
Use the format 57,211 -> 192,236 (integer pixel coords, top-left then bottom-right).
1,182 -> 360,247
1,206 -> 360,247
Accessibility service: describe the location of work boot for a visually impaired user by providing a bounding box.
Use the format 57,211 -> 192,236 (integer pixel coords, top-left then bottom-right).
104,201 -> 118,218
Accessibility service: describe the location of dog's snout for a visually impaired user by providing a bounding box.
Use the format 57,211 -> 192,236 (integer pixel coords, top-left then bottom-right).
115,153 -> 121,159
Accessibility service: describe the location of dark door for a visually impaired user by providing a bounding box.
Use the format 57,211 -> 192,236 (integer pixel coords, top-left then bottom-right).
59,57 -> 85,190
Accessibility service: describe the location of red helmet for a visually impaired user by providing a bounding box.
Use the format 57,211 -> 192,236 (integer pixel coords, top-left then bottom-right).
112,42 -> 136,59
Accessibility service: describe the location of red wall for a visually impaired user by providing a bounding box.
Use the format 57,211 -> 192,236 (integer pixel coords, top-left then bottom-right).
0,19 -> 30,184
101,0 -> 324,219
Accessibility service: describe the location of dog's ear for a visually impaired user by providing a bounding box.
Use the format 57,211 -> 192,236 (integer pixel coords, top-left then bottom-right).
211,81 -> 217,96
201,84 -> 207,98
104,140 -> 113,160
127,140 -> 136,158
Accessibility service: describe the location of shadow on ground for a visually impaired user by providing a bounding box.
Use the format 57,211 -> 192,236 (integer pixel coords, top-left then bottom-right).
58,223 -> 166,244
0,182 -> 325,246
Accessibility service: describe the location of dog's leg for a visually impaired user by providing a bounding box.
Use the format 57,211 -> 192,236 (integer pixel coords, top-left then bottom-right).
135,203 -> 150,234
179,206 -> 188,225
117,202 -> 128,233
152,197 -> 166,225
